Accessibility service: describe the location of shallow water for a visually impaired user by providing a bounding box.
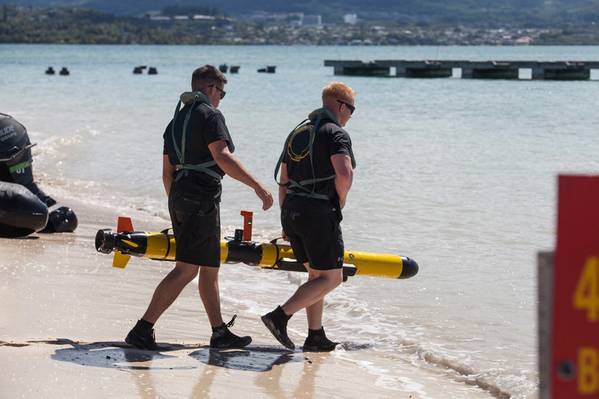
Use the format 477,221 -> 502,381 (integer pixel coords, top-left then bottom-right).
3,44 -> 599,398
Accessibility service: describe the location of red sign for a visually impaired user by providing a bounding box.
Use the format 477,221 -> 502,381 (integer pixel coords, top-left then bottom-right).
553,175 -> 599,397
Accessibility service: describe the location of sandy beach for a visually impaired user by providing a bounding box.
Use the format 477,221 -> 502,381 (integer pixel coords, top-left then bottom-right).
0,195 -> 501,399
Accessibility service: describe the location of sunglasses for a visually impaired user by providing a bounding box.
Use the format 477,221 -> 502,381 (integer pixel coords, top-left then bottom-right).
337,100 -> 355,115
210,85 -> 226,100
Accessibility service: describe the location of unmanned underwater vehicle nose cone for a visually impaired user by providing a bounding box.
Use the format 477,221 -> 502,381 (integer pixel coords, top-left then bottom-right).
399,257 -> 419,279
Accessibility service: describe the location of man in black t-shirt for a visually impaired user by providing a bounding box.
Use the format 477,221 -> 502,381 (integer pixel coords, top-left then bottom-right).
263,82 -> 356,352
126,65 -> 273,350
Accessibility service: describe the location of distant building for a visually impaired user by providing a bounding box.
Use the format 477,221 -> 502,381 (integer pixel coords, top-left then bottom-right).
193,14 -> 216,21
302,14 -> 322,26
344,14 -> 358,25
287,13 -> 303,26
149,15 -> 171,21
515,36 -> 533,45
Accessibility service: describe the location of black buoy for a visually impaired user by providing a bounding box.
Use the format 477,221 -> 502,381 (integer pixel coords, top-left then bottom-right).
41,206 -> 78,233
59,67 -> 70,76
148,67 -> 158,75
230,65 -> 240,73
219,64 -> 228,73
45,67 -> 55,75
258,66 -> 276,73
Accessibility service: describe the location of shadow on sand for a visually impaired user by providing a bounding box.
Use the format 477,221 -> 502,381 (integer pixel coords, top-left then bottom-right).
45,338 -> 198,370
34,338 -> 371,373
189,346 -> 301,372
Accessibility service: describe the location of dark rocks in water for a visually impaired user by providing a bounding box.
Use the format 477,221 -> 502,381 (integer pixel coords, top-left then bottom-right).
59,67 -> 70,76
230,65 -> 240,73
219,64 -> 228,73
148,67 -> 158,75
45,67 -> 55,75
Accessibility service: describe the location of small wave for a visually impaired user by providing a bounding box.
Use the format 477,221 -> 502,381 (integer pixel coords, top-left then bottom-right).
398,340 -> 514,399
31,133 -> 84,159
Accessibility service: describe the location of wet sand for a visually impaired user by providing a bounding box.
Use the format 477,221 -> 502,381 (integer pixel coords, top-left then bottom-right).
0,197 -> 496,399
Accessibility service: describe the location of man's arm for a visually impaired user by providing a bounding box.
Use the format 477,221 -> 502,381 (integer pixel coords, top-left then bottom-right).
208,140 -> 273,210
278,162 -> 288,209
331,153 -> 353,209
162,155 -> 175,197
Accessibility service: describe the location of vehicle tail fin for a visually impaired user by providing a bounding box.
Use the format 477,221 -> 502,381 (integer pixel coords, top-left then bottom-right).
112,251 -> 131,269
117,216 -> 134,233
113,216 -> 134,268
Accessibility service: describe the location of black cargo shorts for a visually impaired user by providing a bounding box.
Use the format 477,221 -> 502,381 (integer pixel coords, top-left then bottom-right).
168,191 -> 220,267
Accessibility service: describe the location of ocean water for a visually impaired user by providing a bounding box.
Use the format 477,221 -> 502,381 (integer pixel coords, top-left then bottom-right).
2,44 -> 599,398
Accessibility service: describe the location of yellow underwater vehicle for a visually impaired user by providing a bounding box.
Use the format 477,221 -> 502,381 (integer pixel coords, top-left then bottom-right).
95,212 -> 418,281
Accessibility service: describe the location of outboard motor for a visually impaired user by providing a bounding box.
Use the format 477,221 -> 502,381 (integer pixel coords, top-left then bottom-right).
0,113 -> 55,207
0,113 -> 77,236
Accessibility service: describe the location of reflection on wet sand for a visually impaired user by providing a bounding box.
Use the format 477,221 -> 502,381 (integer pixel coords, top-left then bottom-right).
44,339 -> 370,398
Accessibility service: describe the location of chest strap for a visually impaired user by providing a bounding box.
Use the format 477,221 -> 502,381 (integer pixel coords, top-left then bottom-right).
286,175 -> 336,201
170,93 -> 223,186
175,160 -> 222,181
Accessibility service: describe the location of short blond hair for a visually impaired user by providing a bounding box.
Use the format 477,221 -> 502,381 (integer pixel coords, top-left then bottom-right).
322,82 -> 356,103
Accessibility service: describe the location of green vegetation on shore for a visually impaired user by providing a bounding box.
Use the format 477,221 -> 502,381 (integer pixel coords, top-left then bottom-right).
2,6 -> 599,45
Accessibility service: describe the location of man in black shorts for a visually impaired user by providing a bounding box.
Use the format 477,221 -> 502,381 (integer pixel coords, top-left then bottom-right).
125,65 -> 273,350
262,82 -> 356,351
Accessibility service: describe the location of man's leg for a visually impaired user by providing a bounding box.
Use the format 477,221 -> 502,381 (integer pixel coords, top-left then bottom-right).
281,267 -> 343,316
262,267 -> 342,350
198,266 -> 223,327
142,261 -> 199,323
126,261 -> 198,349
305,265 -> 324,330
200,265 -> 253,348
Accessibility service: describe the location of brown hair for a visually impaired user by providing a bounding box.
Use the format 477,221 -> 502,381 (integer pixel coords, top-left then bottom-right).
322,82 -> 356,103
191,65 -> 227,90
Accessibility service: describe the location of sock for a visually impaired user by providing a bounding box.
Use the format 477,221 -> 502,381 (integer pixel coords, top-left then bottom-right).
275,305 -> 292,321
138,319 -> 154,330
308,327 -> 324,337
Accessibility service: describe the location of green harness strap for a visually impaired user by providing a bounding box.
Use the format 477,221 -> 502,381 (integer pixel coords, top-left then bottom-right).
274,116 -> 336,201
170,93 -> 223,183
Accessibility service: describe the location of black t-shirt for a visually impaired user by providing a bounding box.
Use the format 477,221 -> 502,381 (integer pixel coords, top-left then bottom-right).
163,102 -> 234,200
283,120 -> 354,204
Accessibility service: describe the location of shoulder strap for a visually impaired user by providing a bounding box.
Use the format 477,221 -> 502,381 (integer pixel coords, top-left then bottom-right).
274,118 -> 309,186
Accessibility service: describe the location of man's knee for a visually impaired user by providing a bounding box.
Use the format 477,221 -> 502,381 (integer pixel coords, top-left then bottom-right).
199,266 -> 220,281
328,270 -> 343,287
316,269 -> 343,288
174,262 -> 199,283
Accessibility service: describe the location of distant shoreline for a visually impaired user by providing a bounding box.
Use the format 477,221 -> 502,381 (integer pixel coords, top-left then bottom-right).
3,6 -> 599,46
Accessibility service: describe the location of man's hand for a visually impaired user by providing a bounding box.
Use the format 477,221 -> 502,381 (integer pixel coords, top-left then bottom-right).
208,140 -> 273,210
254,184 -> 274,210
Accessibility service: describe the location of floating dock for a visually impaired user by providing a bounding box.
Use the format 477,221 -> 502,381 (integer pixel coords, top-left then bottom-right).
324,60 -> 599,80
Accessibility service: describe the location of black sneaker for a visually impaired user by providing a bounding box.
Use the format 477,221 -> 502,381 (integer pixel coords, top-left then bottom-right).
210,315 -> 252,349
261,306 -> 295,350
125,320 -> 158,351
302,328 -> 339,352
